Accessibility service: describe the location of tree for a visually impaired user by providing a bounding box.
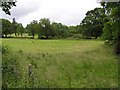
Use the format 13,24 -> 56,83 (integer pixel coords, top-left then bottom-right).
1,19 -> 12,37
81,23 -> 93,39
81,8 -> 105,39
58,24 -> 68,38
11,18 -> 18,37
51,22 -> 62,38
51,22 -> 59,38
16,23 -> 24,37
52,22 -> 68,38
68,26 -> 77,37
102,22 -> 113,40
38,18 -> 53,39
100,2 -> 120,55
26,20 -> 38,39
0,0 -> 17,15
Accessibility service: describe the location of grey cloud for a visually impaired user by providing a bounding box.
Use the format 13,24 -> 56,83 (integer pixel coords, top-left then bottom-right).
11,7 -> 39,18
10,0 -> 43,18
0,0 -> 101,27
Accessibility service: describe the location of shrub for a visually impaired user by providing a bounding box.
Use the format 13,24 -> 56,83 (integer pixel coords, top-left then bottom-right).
114,41 -> 120,55
2,46 -> 22,88
68,34 -> 82,40
1,45 -> 10,54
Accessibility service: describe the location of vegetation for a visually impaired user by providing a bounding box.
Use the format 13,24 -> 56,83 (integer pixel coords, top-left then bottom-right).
0,0 -> 17,15
2,39 -> 118,88
1,2 -> 120,55
0,0 -> 119,89
100,2 -> 120,55
81,8 -> 105,39
0,19 -> 12,37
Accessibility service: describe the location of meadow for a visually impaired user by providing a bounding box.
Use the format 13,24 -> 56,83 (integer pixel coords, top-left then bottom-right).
2,38 -> 118,88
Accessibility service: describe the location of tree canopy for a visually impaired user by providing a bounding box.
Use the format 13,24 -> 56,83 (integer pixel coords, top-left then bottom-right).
0,18 -> 12,37
100,1 -> 120,54
81,8 -> 105,39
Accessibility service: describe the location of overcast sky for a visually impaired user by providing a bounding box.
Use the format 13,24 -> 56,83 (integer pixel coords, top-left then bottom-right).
0,0 -> 101,27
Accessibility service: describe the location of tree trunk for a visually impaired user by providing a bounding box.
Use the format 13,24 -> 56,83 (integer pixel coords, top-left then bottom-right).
95,36 -> 97,39
15,33 -> 17,37
21,33 -> 23,37
5,34 -> 7,38
46,35 -> 48,39
32,34 -> 34,39
114,40 -> 120,55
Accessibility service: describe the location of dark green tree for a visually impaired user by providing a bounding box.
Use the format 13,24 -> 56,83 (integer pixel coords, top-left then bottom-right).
1,19 -> 11,37
100,2 -> 120,55
16,23 -> 24,37
81,8 -> 105,39
102,22 -> 113,40
59,24 -> 68,38
26,20 -> 38,39
51,22 -> 59,38
12,18 -> 18,37
68,26 -> 77,37
38,18 -> 53,39
0,0 -> 17,15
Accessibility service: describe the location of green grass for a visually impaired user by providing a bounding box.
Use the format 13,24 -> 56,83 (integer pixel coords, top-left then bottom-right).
2,38 -> 118,88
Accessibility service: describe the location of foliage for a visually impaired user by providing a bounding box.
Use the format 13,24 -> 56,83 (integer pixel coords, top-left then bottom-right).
69,34 -> 82,40
11,18 -> 18,37
0,18 -> 12,37
0,0 -> 17,15
0,1 -> 119,55
2,45 -> 22,88
101,2 -> 120,55
1,45 -> 10,54
102,22 -> 113,40
16,23 -> 24,37
38,18 -> 53,39
26,20 -> 38,39
52,22 -> 69,38
80,8 -> 105,39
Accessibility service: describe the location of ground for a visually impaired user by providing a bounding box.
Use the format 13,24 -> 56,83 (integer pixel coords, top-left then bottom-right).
1,38 -> 118,88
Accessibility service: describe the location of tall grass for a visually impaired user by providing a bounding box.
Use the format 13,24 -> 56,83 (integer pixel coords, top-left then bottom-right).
2,39 -> 118,88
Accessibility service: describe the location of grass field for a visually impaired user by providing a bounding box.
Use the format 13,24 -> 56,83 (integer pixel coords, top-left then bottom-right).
2,38 -> 118,88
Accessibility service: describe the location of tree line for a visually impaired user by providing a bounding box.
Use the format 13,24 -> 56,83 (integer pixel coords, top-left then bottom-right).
0,7 -> 107,39
0,1 -> 120,55
0,18 -> 83,39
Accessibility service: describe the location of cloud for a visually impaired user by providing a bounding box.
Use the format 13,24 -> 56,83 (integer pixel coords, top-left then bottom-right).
0,0 -> 101,27
11,0 -> 44,18
0,0 -> 43,19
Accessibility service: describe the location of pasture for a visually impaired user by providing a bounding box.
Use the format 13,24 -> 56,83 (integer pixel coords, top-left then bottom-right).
2,38 -> 118,88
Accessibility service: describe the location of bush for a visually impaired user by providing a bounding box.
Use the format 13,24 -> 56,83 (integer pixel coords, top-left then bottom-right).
2,46 -> 22,88
114,41 -> 120,55
68,34 -> 82,40
1,45 -> 10,54
38,35 -> 48,39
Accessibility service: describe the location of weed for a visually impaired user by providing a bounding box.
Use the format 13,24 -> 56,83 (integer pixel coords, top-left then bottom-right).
2,39 -> 118,88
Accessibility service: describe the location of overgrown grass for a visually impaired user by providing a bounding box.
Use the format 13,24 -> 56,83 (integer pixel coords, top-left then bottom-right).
2,38 -> 118,88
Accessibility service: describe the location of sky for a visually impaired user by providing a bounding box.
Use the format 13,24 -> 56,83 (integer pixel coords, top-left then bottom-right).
0,0 -> 101,27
